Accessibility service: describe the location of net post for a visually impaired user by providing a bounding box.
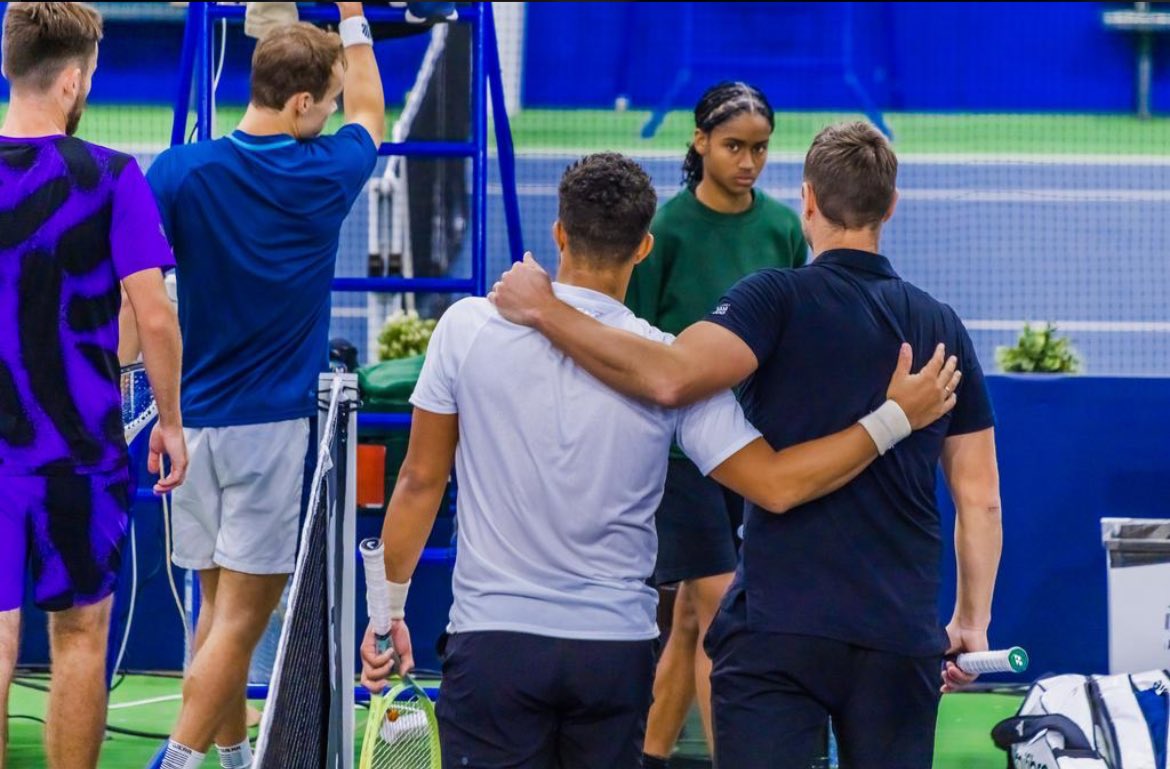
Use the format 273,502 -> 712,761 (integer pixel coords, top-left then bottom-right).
323,372 -> 360,769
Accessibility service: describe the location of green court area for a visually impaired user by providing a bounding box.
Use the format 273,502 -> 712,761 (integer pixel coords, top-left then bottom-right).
2,105 -> 1168,155
7,672 -> 1022,768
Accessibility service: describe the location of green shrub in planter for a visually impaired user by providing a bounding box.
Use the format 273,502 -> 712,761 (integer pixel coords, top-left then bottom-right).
995,323 -> 1081,374
377,310 -> 437,362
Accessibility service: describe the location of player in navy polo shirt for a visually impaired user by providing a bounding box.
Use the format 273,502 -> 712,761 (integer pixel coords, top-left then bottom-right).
490,121 -> 1002,769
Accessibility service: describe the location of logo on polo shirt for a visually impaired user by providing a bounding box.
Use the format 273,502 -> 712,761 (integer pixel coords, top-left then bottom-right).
712,303 -> 730,316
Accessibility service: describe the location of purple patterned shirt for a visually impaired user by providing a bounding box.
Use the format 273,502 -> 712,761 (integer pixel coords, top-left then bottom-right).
0,135 -> 174,475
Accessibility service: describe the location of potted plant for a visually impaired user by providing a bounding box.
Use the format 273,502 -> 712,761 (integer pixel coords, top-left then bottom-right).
995,322 -> 1081,374
377,309 -> 438,362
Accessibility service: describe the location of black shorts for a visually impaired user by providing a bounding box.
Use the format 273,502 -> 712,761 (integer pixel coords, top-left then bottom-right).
705,590 -> 943,769
652,456 -> 743,586
435,631 -> 657,769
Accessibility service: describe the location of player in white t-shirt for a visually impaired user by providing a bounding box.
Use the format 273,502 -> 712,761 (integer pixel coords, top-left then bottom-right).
359,153 -> 959,769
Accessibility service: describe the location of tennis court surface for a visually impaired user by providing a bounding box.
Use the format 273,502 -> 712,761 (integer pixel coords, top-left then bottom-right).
5,673 -> 1024,768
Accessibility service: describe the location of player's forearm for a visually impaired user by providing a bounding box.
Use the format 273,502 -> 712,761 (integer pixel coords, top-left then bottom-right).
117,285 -> 141,365
338,6 -> 385,145
714,425 -> 878,514
952,498 -> 1002,629
767,424 -> 878,511
381,471 -> 446,584
135,306 -> 182,427
533,299 -> 701,407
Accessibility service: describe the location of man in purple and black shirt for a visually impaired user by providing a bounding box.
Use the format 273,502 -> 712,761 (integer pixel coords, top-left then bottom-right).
0,4 -> 186,768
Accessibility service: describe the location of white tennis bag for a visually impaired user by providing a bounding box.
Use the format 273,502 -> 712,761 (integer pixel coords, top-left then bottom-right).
992,670 -> 1169,769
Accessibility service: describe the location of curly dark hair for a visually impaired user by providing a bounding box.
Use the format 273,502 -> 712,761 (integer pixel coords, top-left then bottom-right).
557,153 -> 657,264
683,81 -> 774,189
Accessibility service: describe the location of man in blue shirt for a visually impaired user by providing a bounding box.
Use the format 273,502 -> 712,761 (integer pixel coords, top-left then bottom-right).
491,122 -> 1002,769
142,4 -> 384,767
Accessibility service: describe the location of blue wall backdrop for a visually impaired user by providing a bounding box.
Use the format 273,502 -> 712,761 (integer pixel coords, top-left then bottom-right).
524,2 -> 1169,113
0,15 -> 433,107
1,3 -> 1165,113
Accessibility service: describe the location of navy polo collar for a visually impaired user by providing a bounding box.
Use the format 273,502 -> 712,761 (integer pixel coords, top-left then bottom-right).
814,248 -> 899,279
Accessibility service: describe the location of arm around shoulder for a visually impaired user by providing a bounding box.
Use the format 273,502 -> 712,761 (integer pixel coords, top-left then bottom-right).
491,254 -> 758,406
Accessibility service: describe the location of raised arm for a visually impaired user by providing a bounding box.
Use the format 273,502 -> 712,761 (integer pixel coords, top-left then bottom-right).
490,254 -> 757,407
337,2 -> 385,145
939,427 -> 1002,692
710,343 -> 961,513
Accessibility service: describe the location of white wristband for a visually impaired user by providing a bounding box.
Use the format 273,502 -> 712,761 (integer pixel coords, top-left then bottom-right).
858,400 -> 912,455
339,16 -> 373,48
387,579 -> 410,620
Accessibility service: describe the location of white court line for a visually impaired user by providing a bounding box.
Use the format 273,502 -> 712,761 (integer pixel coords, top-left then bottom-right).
511,149 -> 1170,167
901,189 -> 1170,203
966,320 -> 1170,333
119,143 -> 1170,168
489,183 -> 1170,204
330,307 -> 369,318
108,693 -> 183,710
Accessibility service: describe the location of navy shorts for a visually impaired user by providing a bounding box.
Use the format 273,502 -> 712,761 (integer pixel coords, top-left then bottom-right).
0,466 -> 130,612
435,631 -> 657,769
705,590 -> 942,769
653,456 -> 743,586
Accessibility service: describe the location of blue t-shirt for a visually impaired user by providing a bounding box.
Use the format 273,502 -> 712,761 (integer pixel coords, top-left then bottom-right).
706,249 -> 995,657
146,125 -> 377,426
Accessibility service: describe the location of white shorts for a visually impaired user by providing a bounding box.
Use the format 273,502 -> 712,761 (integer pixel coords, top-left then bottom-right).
170,418 -> 310,575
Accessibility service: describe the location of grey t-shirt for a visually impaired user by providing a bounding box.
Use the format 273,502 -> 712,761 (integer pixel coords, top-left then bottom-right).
410,284 -> 759,641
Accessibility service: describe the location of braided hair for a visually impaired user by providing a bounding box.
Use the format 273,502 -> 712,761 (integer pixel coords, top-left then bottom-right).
682,82 -> 775,189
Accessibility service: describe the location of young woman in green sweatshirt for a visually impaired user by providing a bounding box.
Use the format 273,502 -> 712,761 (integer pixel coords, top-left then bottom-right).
628,81 -> 808,768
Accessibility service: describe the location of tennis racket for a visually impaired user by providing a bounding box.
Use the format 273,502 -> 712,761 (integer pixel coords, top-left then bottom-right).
120,363 -> 158,444
956,647 -> 1030,675
359,538 -> 441,769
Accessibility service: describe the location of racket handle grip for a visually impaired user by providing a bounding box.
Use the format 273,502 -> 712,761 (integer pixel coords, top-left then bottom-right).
360,538 -> 393,638
955,647 -> 1029,674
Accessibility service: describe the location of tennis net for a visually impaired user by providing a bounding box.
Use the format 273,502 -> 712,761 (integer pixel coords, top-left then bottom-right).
255,373 -> 360,769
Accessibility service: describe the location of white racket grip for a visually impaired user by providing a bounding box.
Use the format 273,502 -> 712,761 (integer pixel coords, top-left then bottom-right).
955,647 -> 1029,675
361,538 -> 393,638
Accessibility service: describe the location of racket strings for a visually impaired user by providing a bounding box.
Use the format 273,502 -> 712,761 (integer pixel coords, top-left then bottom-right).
365,687 -> 439,769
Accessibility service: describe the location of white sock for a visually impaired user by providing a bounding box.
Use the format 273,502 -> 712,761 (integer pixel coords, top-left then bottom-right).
217,738 -> 253,768
160,740 -> 206,769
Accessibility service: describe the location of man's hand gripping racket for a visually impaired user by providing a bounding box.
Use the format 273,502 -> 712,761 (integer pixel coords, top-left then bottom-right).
359,539 -> 440,769
944,622 -> 1029,693
121,363 -> 186,493
360,538 -> 414,691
